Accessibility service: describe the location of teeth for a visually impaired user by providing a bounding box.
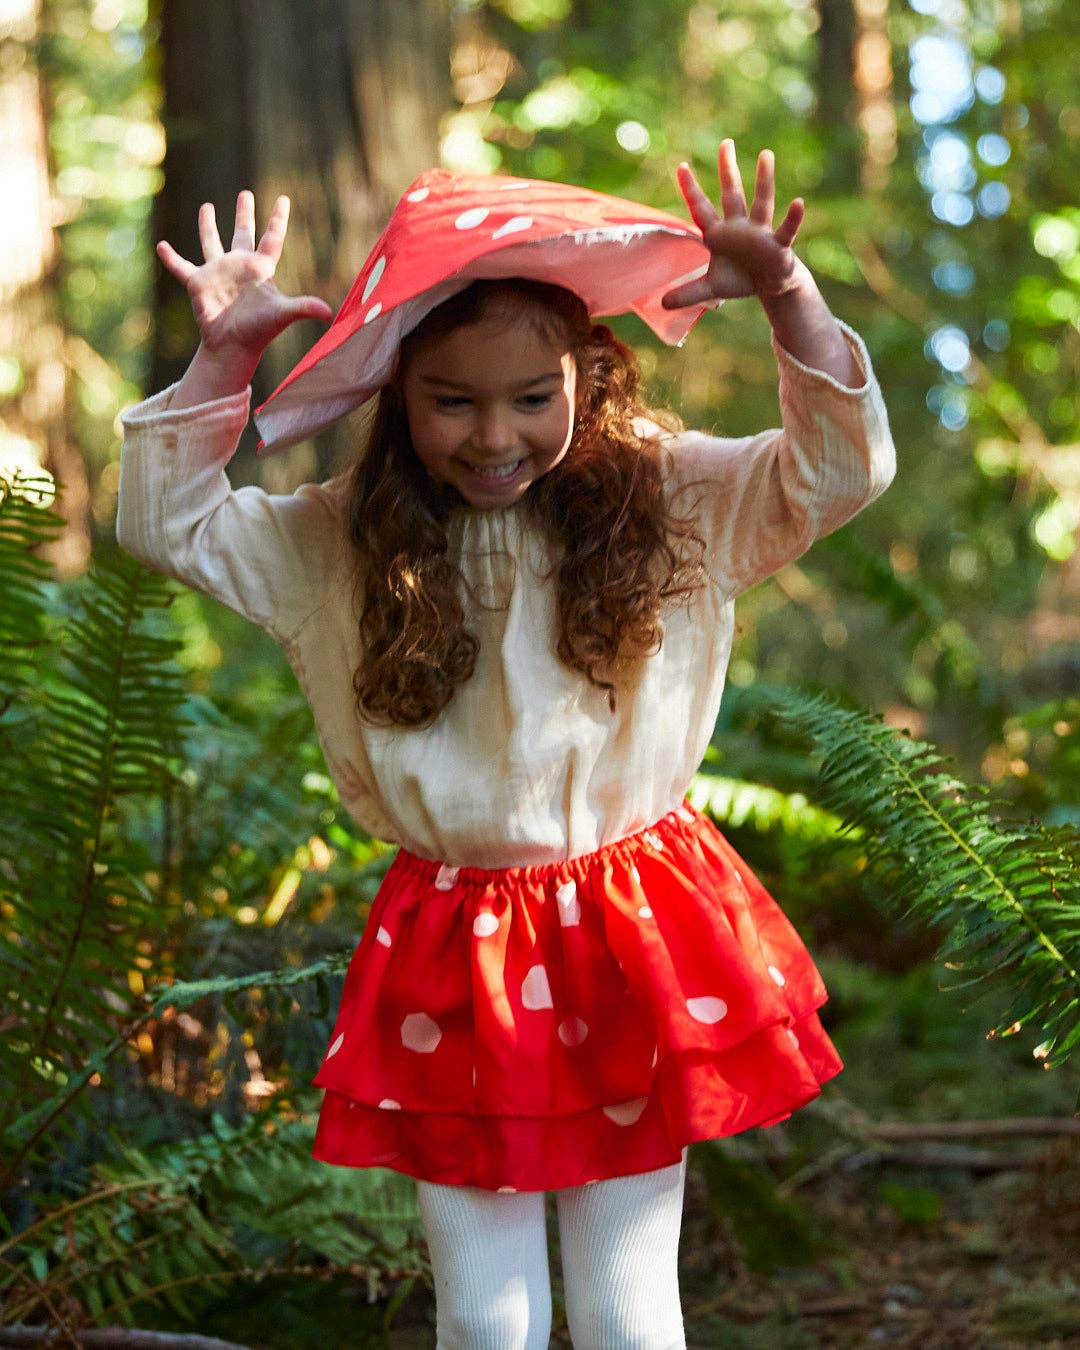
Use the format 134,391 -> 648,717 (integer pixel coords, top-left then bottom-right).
470,460 -> 522,481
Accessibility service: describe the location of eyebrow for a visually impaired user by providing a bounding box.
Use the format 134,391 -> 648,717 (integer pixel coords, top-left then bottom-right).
417,372 -> 565,391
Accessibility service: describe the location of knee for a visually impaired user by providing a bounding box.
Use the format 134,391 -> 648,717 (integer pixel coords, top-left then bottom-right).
436,1276 -> 551,1350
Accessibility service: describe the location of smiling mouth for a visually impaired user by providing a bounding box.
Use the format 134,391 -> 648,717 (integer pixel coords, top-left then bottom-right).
467,459 -> 524,482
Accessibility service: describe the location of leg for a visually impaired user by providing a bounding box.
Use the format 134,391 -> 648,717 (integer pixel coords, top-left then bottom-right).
416,1180 -> 552,1349
555,1153 -> 687,1349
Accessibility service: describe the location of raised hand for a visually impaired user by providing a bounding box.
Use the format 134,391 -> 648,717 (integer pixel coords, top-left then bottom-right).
662,141 -> 808,310
157,191 -> 333,358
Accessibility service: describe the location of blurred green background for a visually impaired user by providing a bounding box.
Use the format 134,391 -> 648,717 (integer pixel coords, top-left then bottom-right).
2,0 -> 1078,1344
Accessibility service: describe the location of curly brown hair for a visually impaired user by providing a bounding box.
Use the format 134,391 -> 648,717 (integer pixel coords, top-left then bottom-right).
346,278 -> 704,727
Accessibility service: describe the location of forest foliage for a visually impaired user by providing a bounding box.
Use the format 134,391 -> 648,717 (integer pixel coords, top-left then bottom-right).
2,0 -> 1079,1340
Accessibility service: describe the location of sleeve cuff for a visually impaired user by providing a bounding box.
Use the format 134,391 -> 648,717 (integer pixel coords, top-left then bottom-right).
120,381 -> 252,429
771,320 -> 874,397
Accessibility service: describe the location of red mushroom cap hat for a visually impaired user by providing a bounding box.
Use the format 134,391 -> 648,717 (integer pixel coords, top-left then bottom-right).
252,168 -> 712,457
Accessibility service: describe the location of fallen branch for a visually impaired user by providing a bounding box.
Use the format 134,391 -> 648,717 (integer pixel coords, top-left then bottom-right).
0,1331 -> 251,1349
869,1116 -> 1080,1142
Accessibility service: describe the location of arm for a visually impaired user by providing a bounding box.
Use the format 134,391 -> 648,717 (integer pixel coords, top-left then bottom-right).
117,191 -> 339,642
660,141 -> 895,594
667,324 -> 895,597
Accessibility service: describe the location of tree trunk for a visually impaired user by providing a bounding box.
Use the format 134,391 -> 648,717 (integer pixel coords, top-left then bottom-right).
814,0 -> 860,194
0,0 -> 90,574
151,0 -> 451,486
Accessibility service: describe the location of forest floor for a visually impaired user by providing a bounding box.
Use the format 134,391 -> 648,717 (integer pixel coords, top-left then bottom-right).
361,1129 -> 1079,1349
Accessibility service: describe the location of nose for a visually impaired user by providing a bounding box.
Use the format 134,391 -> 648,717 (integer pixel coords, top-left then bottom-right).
473,404 -> 516,454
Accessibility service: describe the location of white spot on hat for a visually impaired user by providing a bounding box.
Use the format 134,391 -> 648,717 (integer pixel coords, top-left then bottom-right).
768,965 -> 786,987
401,1012 -> 442,1053
521,964 -> 553,1010
362,255 -> 386,303
378,1098 -> 401,1110
556,881 -> 580,926
364,302 -> 382,324
787,1028 -> 800,1049
558,1017 -> 589,1047
472,912 -> 499,938
455,206 -> 490,230
492,215 -> 533,239
496,181 -> 531,190
687,996 -> 728,1024
325,1031 -> 344,1058
603,1097 -> 648,1126
638,904 -> 653,919
497,1185 -> 517,1192
435,864 -> 460,890
407,187 -> 430,202
376,925 -> 392,947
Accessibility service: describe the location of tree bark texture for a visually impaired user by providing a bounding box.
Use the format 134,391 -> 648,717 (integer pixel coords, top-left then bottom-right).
151,0 -> 451,484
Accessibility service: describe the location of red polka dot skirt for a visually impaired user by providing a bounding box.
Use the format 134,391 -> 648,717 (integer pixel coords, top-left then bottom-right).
312,804 -> 842,1192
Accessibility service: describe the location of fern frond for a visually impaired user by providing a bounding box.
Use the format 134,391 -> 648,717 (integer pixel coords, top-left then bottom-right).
0,551 -> 189,1173
762,687 -> 1080,1068
0,473 -> 62,714
688,773 -> 845,845
0,1113 -> 422,1329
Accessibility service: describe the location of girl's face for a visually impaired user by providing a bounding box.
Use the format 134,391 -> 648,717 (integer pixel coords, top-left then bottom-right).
400,301 -> 577,510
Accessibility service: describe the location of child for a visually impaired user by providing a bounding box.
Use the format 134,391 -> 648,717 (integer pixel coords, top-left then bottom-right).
118,142 -> 895,1348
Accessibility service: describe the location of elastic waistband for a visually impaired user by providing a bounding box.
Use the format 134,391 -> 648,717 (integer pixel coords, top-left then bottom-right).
394,802 -> 704,891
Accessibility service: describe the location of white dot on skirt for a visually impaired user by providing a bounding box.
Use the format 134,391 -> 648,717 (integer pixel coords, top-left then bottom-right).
325,1031 -> 345,1058
435,864 -> 460,890
521,964 -> 553,1010
603,1097 -> 648,1126
406,187 -> 430,202
630,865 -> 642,884
492,215 -> 533,239
376,925 -> 392,947
787,1028 -> 800,1048
768,965 -> 786,987
362,254 -> 386,303
455,206 -> 490,229
556,880 -> 581,926
363,301 -> 382,324
558,1017 -> 589,1047
676,805 -> 695,823
637,905 -> 653,919
378,1098 -> 402,1110
687,996 -> 728,1024
401,1011 -> 442,1053
472,912 -> 499,938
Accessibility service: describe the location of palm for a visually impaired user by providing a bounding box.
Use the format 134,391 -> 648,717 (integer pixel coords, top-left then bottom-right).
157,191 -> 333,354
662,141 -> 806,310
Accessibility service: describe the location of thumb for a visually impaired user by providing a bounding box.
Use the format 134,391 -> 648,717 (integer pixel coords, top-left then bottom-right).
281,294 -> 335,326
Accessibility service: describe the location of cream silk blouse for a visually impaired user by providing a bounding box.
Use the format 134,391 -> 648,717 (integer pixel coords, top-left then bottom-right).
118,326 -> 895,868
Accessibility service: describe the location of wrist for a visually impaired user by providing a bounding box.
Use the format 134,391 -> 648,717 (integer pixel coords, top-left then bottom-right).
169,342 -> 260,412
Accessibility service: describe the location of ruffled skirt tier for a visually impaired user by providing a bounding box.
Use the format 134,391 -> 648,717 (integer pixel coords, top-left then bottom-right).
312,804 -> 842,1192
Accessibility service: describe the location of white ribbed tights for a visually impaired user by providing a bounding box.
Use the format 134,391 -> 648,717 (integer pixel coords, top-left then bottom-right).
416,1154 -> 687,1349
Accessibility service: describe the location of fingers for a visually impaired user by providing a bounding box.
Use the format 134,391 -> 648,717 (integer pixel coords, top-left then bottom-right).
198,201 -> 225,262
256,195 -> 291,264
774,198 -> 804,248
717,139 -> 748,219
675,162 -> 719,234
231,189 -> 256,251
155,238 -> 196,285
749,149 -> 775,227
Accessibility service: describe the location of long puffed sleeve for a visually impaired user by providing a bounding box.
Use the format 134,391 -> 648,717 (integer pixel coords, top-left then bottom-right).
666,322 -> 896,597
116,384 -> 348,646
